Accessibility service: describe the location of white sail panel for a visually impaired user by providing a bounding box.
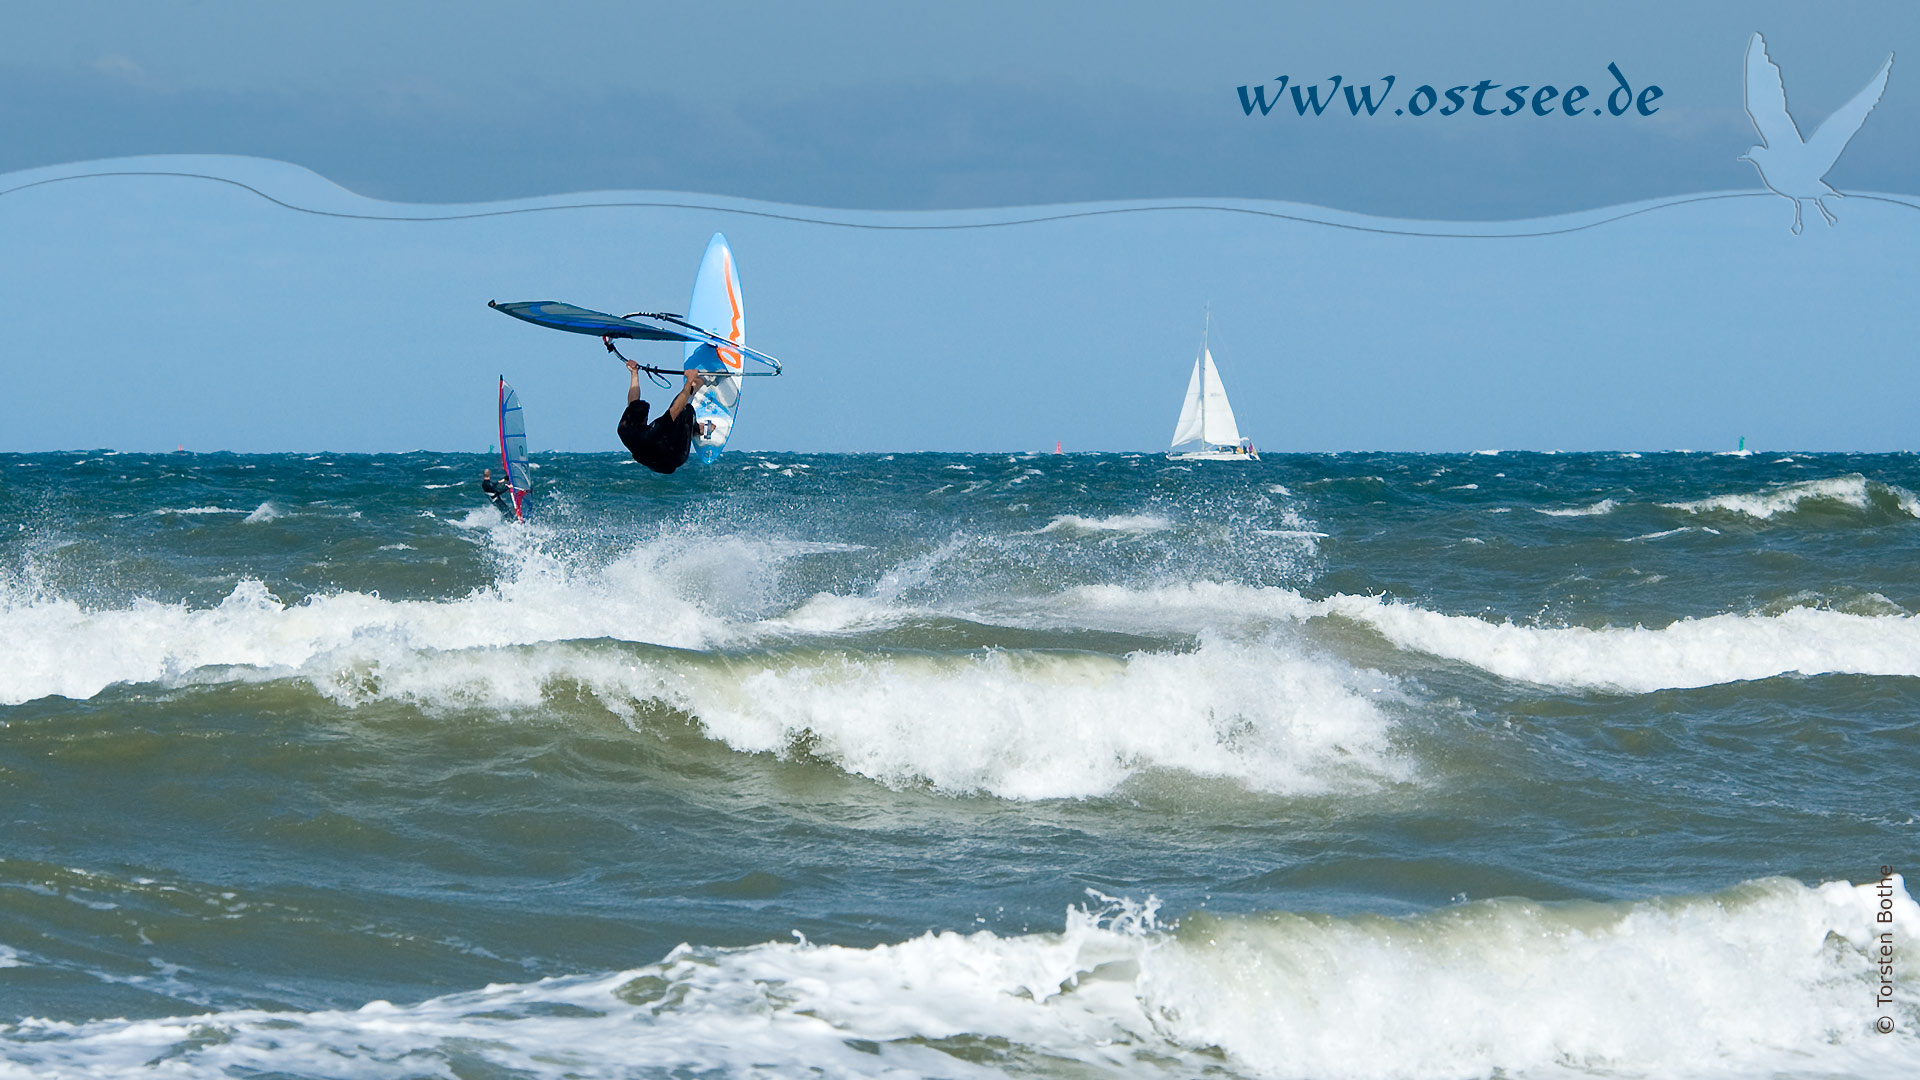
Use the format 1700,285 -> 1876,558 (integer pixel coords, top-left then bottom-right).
1199,349 -> 1241,446
1170,358 -> 1205,447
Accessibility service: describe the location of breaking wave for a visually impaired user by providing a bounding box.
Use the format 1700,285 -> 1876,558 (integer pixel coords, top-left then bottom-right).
6,528 -> 1918,719
1329,595 -> 1920,693
1030,583 -> 1920,693
311,636 -> 1404,799
4,877 -> 1912,1080
1663,475 -> 1920,521
0,531 -> 1405,799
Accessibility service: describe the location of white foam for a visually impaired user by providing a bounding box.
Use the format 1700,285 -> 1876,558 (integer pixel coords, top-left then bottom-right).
673,637 -> 1405,798
1002,581 -> 1320,639
1156,875 -> 1920,1080
1033,514 -> 1173,536
241,501 -> 282,523
7,879 -> 1913,1080
1326,595 -> 1920,693
758,539 -> 867,556
763,591 -> 914,635
1031,582 -> 1920,693
1664,474 -> 1920,520
447,506 -> 508,530
149,506 -> 243,516
1535,498 -> 1618,517
0,944 -> 23,969
0,529 -> 750,705
1624,526 -> 1720,542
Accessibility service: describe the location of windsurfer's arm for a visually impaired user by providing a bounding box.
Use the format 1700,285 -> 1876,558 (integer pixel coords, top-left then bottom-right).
667,369 -> 704,421
606,337 -> 645,404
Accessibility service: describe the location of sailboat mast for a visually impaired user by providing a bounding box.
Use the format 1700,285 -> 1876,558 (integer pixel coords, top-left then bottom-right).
1199,307 -> 1210,444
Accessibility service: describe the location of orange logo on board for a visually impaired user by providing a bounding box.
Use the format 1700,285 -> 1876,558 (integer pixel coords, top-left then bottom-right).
719,251 -> 744,370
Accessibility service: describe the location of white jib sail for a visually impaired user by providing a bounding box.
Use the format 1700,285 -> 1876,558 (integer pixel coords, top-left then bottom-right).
1199,349 -> 1241,446
1170,358 -> 1205,447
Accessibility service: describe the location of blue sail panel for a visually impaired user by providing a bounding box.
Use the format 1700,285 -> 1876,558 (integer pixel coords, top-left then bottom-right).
489,300 -> 782,372
490,300 -> 688,342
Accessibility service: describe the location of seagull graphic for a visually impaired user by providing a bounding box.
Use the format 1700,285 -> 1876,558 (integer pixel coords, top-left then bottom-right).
1741,32 -> 1893,234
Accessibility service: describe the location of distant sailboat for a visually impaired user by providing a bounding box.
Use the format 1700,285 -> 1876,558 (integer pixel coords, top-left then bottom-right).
1168,311 -> 1256,461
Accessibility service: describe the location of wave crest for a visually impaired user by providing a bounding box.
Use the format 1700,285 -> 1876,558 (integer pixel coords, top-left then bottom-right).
301,635 -> 1406,800
1664,475 -> 1920,521
6,877 -> 1914,1079
1046,582 -> 1920,693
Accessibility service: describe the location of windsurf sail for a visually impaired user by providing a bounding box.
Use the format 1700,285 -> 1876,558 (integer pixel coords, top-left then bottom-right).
488,300 -> 782,376
498,376 -> 530,520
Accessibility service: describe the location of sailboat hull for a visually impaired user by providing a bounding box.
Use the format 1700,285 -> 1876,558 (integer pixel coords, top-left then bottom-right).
1168,450 -> 1260,462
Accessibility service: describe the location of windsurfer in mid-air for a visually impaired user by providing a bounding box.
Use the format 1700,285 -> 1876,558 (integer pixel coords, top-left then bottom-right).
614,344 -> 705,474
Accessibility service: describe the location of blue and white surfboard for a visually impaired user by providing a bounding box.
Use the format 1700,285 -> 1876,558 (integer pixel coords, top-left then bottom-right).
682,233 -> 746,464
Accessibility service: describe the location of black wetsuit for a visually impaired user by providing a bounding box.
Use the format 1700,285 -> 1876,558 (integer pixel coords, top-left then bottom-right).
481,476 -> 517,518
617,398 -> 697,474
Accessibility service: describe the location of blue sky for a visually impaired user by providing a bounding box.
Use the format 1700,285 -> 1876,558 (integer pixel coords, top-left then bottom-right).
3,2 -> 1918,452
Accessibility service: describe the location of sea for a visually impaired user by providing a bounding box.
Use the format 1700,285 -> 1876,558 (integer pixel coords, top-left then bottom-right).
1,448 -> 1917,1079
